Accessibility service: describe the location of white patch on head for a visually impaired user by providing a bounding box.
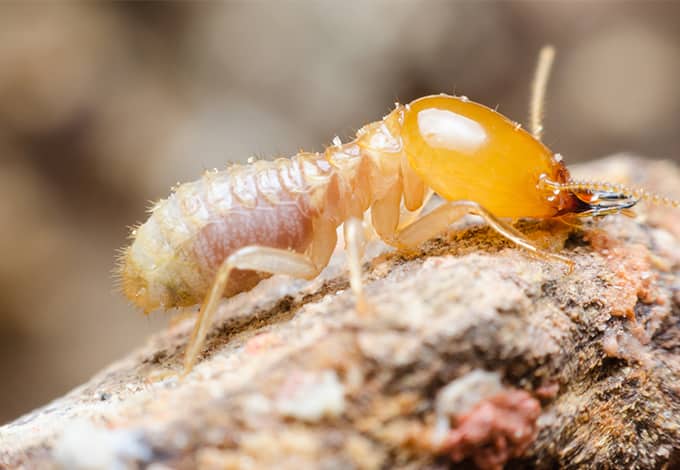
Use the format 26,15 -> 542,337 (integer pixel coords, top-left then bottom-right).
417,108 -> 487,153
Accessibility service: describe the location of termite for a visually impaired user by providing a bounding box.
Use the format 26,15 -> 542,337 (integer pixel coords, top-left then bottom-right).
117,46 -> 679,375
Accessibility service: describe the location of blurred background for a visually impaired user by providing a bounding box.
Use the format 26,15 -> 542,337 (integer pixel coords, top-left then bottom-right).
1,1 -> 679,424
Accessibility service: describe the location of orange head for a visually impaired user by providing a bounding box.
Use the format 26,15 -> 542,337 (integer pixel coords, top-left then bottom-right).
396,94 -> 678,219
399,94 -> 579,218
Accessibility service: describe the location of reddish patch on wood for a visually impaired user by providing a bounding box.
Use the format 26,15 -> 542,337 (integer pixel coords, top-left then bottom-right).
534,382 -> 560,400
438,390 -> 541,470
585,230 -> 659,322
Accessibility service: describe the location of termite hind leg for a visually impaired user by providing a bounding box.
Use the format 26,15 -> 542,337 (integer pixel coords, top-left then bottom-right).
344,217 -> 370,315
183,246 -> 321,376
393,200 -> 575,273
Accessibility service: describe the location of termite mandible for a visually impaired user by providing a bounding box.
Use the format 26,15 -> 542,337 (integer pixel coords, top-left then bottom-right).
117,46 -> 679,375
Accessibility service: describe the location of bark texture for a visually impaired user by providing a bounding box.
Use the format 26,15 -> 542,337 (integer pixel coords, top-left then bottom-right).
1,156 -> 679,470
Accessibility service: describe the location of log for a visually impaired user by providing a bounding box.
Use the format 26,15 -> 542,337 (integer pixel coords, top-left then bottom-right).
1,155 -> 679,470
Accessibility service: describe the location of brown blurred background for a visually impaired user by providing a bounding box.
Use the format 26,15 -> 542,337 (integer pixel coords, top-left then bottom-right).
1,1 -> 679,424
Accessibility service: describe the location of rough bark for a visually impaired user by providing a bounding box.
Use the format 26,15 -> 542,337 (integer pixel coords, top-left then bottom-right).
1,156 -> 679,470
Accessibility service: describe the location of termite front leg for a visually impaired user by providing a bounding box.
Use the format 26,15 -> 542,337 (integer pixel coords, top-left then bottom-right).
183,246 -> 325,376
392,200 -> 575,272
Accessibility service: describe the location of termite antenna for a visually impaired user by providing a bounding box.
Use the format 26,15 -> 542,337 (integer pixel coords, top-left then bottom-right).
563,180 -> 680,208
529,45 -> 556,141
540,176 -> 680,212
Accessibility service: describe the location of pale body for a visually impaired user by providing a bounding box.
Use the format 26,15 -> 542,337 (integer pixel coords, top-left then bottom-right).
123,124 -> 401,313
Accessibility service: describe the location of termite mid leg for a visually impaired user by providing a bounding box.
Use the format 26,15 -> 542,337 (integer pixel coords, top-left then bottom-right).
183,246 -> 323,376
344,217 -> 369,314
392,200 -> 575,272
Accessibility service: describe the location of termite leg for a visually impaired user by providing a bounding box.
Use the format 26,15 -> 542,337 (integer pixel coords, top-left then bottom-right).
397,188 -> 436,230
183,246 -> 323,376
182,217 -> 337,375
401,152 -> 426,211
393,200 -> 575,273
371,181 -> 402,241
344,217 -> 369,314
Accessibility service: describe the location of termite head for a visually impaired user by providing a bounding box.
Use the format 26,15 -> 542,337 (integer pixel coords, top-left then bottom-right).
400,94 -> 580,218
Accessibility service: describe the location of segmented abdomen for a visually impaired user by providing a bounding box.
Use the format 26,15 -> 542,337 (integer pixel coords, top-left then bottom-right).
121,154 -> 336,311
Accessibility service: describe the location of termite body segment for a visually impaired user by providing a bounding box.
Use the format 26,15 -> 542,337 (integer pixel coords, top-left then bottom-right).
119,53 -> 677,374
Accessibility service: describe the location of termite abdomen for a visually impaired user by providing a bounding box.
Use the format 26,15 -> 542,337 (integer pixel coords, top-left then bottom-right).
120,157 -> 337,312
